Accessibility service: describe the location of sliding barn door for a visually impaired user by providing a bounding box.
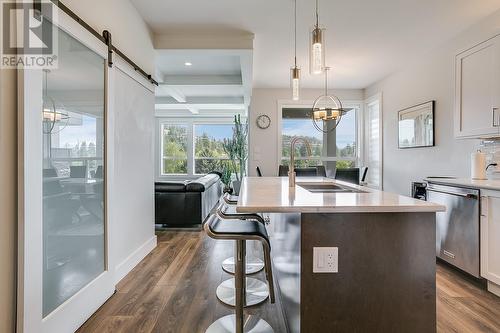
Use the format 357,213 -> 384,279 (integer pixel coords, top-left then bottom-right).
17,7 -> 114,333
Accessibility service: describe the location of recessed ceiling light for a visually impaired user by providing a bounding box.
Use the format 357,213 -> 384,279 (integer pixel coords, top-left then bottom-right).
184,62 -> 192,66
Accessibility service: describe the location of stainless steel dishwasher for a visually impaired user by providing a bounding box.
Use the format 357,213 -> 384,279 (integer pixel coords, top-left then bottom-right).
426,183 -> 480,277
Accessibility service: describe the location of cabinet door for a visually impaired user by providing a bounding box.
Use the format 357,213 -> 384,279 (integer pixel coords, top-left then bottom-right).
480,192 -> 500,284
455,35 -> 500,138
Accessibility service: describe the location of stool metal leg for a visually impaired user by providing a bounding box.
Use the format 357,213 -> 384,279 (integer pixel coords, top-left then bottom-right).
263,242 -> 275,304
206,240 -> 273,333
221,257 -> 264,275
217,240 -> 268,307
205,315 -> 273,333
235,239 -> 245,333
222,241 -> 264,275
216,278 -> 269,307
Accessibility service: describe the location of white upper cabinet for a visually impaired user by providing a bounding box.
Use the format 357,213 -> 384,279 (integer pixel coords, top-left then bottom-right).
455,35 -> 500,138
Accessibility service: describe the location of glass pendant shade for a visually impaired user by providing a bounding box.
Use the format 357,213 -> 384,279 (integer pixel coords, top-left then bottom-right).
311,68 -> 347,133
42,96 -> 69,134
310,26 -> 325,75
290,66 -> 300,101
312,95 -> 346,133
42,69 -> 70,134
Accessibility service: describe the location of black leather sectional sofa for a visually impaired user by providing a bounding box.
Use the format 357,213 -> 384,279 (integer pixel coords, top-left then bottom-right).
155,173 -> 222,228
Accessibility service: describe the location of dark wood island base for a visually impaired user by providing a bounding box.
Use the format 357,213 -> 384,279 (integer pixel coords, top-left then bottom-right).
269,212 -> 436,333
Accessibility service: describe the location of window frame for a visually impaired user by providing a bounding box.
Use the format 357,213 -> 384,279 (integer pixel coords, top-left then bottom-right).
156,117 -> 244,179
277,99 -> 363,168
159,121 -> 190,176
363,93 -> 383,189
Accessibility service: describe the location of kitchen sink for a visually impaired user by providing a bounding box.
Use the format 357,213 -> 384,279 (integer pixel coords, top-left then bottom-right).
297,182 -> 367,193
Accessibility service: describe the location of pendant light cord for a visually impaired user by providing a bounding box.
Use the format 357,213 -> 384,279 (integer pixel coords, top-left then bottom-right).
324,67 -> 328,96
315,0 -> 319,28
294,0 -> 297,66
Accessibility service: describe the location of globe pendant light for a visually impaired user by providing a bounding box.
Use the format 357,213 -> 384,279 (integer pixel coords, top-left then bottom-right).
42,69 -> 70,134
310,0 -> 325,75
311,67 -> 347,133
290,0 -> 300,101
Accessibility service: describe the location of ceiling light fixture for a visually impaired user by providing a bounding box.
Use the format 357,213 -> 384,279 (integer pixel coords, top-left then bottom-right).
310,0 -> 325,75
311,67 -> 348,133
290,0 -> 300,101
184,62 -> 192,66
42,69 -> 69,134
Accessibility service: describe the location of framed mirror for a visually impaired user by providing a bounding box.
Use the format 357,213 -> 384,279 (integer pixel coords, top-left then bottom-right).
398,101 -> 434,149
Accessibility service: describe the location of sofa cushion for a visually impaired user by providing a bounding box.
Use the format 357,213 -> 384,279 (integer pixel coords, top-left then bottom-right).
155,181 -> 187,192
186,173 -> 220,192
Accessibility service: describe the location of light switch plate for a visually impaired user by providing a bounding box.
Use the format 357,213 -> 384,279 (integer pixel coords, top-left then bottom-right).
313,247 -> 338,273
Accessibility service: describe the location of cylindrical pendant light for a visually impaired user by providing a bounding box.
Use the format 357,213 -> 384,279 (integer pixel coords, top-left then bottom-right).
291,67 -> 300,101
290,0 -> 300,100
310,0 -> 325,75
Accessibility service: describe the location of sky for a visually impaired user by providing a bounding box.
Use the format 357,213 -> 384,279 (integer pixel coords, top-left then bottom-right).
195,124 -> 233,140
57,115 -> 97,147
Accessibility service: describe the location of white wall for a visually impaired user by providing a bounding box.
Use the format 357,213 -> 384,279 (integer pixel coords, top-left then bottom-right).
64,0 -> 155,73
0,67 -> 17,333
249,88 -> 364,176
365,9 -> 500,195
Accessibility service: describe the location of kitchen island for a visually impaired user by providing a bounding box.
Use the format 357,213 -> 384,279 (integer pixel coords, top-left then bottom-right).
236,177 -> 445,333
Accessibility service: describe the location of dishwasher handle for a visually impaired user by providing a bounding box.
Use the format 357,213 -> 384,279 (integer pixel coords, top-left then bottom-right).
427,188 -> 478,200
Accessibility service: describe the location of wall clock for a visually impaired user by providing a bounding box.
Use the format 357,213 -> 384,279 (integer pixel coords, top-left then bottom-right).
256,114 -> 271,129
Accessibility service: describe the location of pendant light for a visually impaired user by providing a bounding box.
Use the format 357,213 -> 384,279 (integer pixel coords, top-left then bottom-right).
42,69 -> 69,134
310,0 -> 325,75
290,0 -> 300,101
311,67 -> 348,133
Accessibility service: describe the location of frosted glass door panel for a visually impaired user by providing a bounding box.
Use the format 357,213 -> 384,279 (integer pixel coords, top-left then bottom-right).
42,28 -> 105,317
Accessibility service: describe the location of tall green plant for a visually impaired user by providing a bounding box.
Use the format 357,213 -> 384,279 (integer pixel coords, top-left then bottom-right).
220,163 -> 232,188
223,115 -> 248,182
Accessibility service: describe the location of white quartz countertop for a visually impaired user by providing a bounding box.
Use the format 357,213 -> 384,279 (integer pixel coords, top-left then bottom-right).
425,177 -> 500,191
236,177 -> 445,213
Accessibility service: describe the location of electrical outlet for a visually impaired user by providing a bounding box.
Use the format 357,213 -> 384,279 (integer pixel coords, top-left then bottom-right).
313,247 -> 338,273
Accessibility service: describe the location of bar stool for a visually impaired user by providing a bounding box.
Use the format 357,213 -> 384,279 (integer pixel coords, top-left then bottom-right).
204,214 -> 274,333
216,201 -> 265,275
214,203 -> 272,307
223,193 -> 270,224
223,192 -> 239,205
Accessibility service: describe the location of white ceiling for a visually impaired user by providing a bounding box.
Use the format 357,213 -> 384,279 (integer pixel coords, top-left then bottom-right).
156,53 -> 241,76
156,85 -> 244,98
131,0 -> 500,89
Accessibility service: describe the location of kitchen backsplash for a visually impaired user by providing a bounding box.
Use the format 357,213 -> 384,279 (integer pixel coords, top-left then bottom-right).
480,139 -> 500,179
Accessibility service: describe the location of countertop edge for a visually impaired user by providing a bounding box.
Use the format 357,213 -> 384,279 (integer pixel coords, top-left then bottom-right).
425,178 -> 500,191
236,206 -> 446,214
236,177 -> 446,213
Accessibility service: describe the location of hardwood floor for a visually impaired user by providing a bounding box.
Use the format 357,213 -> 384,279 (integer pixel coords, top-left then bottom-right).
77,231 -> 500,333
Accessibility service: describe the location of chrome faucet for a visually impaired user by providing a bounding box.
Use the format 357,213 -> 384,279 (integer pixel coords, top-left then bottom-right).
289,137 -> 312,187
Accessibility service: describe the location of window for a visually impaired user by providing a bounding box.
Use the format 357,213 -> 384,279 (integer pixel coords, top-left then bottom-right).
281,105 -> 359,172
194,124 -> 233,174
364,96 -> 382,189
161,124 -> 188,175
158,119 -> 243,177
282,111 -> 323,167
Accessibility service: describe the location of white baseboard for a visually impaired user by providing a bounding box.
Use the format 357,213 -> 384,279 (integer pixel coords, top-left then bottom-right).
488,281 -> 500,297
114,235 -> 157,284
